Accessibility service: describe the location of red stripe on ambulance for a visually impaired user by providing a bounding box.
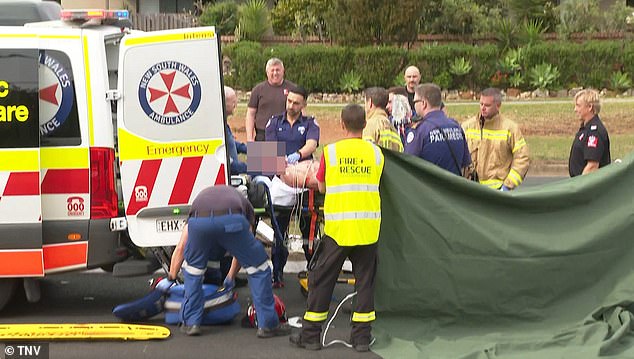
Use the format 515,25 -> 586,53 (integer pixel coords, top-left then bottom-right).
43,242 -> 88,271
3,172 -> 40,196
168,156 -> 203,205
214,164 -> 226,185
126,159 -> 162,215
41,169 -> 89,194
0,250 -> 44,277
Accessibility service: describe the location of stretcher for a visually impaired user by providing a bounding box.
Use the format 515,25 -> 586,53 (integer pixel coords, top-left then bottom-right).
0,323 -> 170,340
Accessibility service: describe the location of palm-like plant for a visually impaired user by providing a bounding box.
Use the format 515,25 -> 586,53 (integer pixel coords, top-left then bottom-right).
235,0 -> 271,42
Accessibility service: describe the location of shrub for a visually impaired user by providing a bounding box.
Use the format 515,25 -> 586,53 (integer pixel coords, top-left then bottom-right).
339,70 -> 363,93
493,18 -> 519,51
198,1 -> 238,36
433,71 -> 452,90
351,47 -> 408,88
449,57 -> 472,76
270,0 -> 328,41
555,0 -> 601,38
273,45 -> 352,93
222,40 -> 634,93
518,19 -> 546,48
528,63 -> 560,90
235,0 -> 271,42
222,41 -> 265,90
599,1 -> 632,33
608,71 -> 631,92
509,72 -> 524,88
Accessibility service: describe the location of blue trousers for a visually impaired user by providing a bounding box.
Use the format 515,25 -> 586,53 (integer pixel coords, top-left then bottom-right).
272,211 -> 313,283
181,214 -> 279,329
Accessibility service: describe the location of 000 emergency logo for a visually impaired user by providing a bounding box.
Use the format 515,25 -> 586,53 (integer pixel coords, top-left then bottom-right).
138,61 -> 201,126
39,51 -> 74,135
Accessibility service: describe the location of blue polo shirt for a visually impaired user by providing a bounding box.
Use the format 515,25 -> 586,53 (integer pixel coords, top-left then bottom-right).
265,113 -> 320,158
404,110 -> 470,175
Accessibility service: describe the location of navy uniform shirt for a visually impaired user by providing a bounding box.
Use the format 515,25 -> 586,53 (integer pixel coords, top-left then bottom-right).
404,110 -> 471,175
264,112 -> 320,158
568,115 -> 611,177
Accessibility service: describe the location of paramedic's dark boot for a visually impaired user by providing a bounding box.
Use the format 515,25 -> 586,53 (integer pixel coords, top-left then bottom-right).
257,323 -> 291,338
289,333 -> 321,350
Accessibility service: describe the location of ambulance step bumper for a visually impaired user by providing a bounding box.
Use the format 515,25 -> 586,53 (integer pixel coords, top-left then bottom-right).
112,258 -> 161,277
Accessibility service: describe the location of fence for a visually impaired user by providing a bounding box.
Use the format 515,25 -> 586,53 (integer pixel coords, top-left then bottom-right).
131,13 -> 197,32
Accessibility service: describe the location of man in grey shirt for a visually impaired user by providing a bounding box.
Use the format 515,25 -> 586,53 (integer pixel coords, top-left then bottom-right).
245,58 -> 296,141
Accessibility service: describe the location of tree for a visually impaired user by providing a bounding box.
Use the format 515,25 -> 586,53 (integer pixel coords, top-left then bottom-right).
271,0 -> 329,42
508,0 -> 559,31
323,0 -> 426,47
198,1 -> 238,36
235,0 -> 272,42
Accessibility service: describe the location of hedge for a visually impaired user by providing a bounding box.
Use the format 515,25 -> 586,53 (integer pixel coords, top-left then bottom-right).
221,40 -> 634,92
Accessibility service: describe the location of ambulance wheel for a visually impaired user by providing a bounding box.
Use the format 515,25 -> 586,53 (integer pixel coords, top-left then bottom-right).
0,278 -> 17,312
100,263 -> 115,272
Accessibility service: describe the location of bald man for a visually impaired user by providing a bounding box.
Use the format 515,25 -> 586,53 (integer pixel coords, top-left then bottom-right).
404,66 -> 421,113
224,86 -> 247,175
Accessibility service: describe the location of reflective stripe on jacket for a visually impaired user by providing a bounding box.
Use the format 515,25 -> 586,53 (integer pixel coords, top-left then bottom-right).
362,108 -> 403,152
323,139 -> 384,246
461,114 -> 529,189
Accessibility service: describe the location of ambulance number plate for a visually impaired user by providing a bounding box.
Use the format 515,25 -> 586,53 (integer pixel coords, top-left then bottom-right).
156,218 -> 187,232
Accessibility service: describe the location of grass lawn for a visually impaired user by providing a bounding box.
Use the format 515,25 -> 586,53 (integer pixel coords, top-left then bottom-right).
230,99 -> 634,168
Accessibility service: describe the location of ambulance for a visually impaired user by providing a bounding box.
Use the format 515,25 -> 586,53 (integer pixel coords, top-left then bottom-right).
0,10 -> 230,311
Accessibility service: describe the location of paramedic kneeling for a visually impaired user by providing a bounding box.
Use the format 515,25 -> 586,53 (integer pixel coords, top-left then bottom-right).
290,104 -> 385,352
169,185 -> 291,338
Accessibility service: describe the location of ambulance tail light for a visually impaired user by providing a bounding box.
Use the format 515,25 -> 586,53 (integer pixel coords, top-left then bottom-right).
90,147 -> 118,219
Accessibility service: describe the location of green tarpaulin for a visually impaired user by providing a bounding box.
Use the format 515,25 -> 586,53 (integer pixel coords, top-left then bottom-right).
373,150 -> 634,358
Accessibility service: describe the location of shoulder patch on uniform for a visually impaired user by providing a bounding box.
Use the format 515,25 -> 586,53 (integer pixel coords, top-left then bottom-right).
590,125 -> 597,131
406,131 -> 415,144
587,135 -> 598,148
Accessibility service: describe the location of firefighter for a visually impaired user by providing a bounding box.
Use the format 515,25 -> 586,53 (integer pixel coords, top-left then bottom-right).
461,87 -> 529,190
169,185 -> 291,338
290,104 -> 385,352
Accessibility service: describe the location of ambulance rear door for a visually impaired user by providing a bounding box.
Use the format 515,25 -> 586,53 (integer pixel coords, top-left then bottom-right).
0,30 -> 44,277
117,27 -> 228,247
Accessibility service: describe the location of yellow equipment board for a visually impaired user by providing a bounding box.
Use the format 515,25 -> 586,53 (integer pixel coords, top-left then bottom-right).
0,323 -> 170,340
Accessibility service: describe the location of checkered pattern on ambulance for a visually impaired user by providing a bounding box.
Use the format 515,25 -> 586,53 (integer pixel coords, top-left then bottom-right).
0,148 -> 41,225
0,169 -> 41,224
39,149 -> 90,221
121,155 -> 226,216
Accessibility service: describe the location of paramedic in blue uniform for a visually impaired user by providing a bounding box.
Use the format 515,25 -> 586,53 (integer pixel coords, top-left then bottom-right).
265,85 -> 320,288
568,88 -> 611,177
404,83 -> 471,176
169,185 -> 291,338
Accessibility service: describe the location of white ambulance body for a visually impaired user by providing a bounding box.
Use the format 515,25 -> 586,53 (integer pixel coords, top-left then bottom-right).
0,10 -> 229,310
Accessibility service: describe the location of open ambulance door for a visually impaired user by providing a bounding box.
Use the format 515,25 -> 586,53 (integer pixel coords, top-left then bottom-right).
117,27 -> 229,247
0,35 -> 45,300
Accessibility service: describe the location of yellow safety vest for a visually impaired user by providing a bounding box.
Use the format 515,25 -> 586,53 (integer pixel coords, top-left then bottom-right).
323,138 -> 384,246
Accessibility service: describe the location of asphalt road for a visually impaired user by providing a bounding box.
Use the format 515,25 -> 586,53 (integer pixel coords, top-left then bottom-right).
0,270 -> 379,359
0,177 -> 566,359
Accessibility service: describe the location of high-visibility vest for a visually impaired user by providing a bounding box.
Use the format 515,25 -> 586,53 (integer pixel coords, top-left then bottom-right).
323,138 -> 384,246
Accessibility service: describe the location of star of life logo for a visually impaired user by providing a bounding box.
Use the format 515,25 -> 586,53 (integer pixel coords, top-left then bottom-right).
138,61 -> 201,125
39,51 -> 74,136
